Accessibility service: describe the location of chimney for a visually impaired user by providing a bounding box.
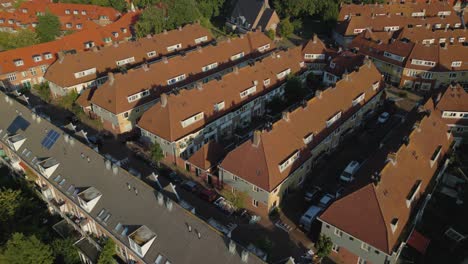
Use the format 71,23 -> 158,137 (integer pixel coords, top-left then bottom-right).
252,130 -> 261,147
142,63 -> 149,72
163,29 -> 167,34
343,69 -> 349,81
227,37 -> 231,43
282,111 -> 290,122
108,72 -> 114,86
146,34 -> 152,39
240,34 -> 244,39
161,93 -> 168,108
196,82 -> 203,90
313,34 -> 317,43
256,25 -> 262,31
435,92 -> 441,102
365,56 -> 372,68
178,26 -> 182,31
113,42 -> 119,48
233,65 -> 239,74
197,45 -> 202,53
229,240 -> 236,254
315,90 -> 322,99
92,46 -> 99,52
58,51 -> 64,64
387,152 -> 397,166
413,121 -> 421,132
241,250 -> 249,263
162,56 -> 168,64
157,192 -> 164,205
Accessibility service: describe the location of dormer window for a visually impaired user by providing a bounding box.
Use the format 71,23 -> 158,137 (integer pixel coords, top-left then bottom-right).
73,10 -> 78,15
6,134 -> 26,151
66,23 -> 72,28
263,78 -> 270,87
167,43 -> 182,52
406,180 -> 422,208
167,74 -> 186,85
14,59 -> 24,67
452,61 -> 462,68
230,52 -> 244,61
326,112 -> 342,127
276,68 -> 291,79
202,62 -> 218,72
84,41 -> 94,49
214,101 -> 225,112
74,68 -> 96,79
33,55 -> 42,62
112,32 -> 119,37
372,81 -> 380,91
65,9 -> 70,14
81,10 -> 87,15
430,145 -> 442,167
258,43 -> 270,52
76,24 -> 82,29
279,151 -> 300,172
194,35 -> 208,44
352,93 -> 365,106
116,57 -> 135,66
181,112 -> 204,128
44,53 -> 53,60
127,89 -> 150,103
37,157 -> 60,178
330,62 -> 336,69
147,51 -> 157,58
303,133 -> 313,144
240,85 -> 256,98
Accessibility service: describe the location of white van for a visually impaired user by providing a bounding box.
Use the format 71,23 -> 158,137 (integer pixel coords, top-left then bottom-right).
299,205 -> 323,232
339,160 -> 360,182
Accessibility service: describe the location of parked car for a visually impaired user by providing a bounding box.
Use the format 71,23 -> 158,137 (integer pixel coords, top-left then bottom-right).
318,193 -> 335,208
304,186 -> 321,202
339,160 -> 360,183
199,188 -> 218,202
214,197 -> 236,216
181,180 -> 198,192
168,172 -> 183,184
299,205 -> 323,232
377,112 -> 390,124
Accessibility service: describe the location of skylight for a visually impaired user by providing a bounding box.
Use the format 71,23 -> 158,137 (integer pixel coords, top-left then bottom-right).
41,130 -> 60,150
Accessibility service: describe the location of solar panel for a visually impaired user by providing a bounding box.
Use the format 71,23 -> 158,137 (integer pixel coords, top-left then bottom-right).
7,116 -> 30,134
41,130 -> 60,150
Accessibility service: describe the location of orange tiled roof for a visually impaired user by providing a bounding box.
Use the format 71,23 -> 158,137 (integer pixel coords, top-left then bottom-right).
187,141 -> 226,170
220,60 -> 384,191
436,84 -> 468,112
89,31 -> 274,114
320,100 -> 453,253
137,47 -> 304,142
45,23 -> 213,88
0,11 -> 138,75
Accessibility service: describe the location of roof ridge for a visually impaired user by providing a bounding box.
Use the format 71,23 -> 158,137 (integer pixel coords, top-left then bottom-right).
370,183 -> 390,252
258,134 -> 272,190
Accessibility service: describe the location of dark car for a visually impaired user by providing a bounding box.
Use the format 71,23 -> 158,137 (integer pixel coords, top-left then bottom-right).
181,180 -> 198,192
304,186 -> 321,202
168,172 -> 183,184
198,188 -> 218,203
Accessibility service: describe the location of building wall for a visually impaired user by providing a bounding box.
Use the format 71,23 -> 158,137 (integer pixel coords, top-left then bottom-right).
319,222 -> 395,264
1,64 -> 48,90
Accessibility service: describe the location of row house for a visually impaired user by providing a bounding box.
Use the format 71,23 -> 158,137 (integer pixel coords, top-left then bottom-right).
435,83 -> 468,135
351,27 -> 467,90
226,0 -> 280,33
0,2 -> 120,32
334,1 -> 462,46
219,60 -> 385,215
79,31 -> 274,134
319,100 -> 453,264
302,35 -> 336,75
322,51 -> 366,86
0,91 -> 266,264
0,12 -> 137,91
137,47 -> 307,183
46,23 -> 213,97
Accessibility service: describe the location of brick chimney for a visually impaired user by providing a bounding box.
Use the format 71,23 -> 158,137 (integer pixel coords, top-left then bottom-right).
108,72 -> 114,86
162,56 -> 168,64
282,111 -> 290,122
233,65 -> 239,74
315,90 -> 322,99
58,51 -> 64,64
387,152 -> 397,166
196,82 -> 203,90
413,121 -> 421,132
161,93 -> 168,108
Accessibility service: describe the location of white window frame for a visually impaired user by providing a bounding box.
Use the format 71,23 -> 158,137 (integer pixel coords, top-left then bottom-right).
361,242 -> 370,251
451,61 -> 462,68
230,52 -> 244,61
332,244 -> 339,253
252,199 -> 259,207
240,85 -> 256,99
202,62 -> 218,72
44,53 -> 53,60
147,51 -> 157,58
167,74 -> 186,85
352,93 -> 365,106
14,59 -> 24,67
116,57 -> 135,66
334,228 -> 343,237
167,43 -> 182,52
194,35 -> 208,44
276,68 -> 291,79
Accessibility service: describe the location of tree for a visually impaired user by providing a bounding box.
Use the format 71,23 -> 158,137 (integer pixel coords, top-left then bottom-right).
165,0 -> 201,30
221,189 -> 247,209
97,239 -> 116,264
284,76 -> 307,104
0,233 -> 54,264
51,238 -> 81,264
135,6 -> 166,37
33,82 -> 52,103
315,234 -> 333,260
196,0 -> 225,19
150,142 -> 164,166
0,189 -> 25,223
0,30 -> 39,50
265,29 -> 275,40
58,90 -> 79,110
278,17 -> 294,38
91,0 -> 127,12
36,12 -> 61,42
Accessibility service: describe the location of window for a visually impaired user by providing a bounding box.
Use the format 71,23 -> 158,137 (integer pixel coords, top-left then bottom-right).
7,73 -> 16,81
40,65 -> 47,73
21,71 -> 27,77
411,59 -> 436,67
276,68 -> 291,79
334,228 -> 343,237
33,55 -> 42,62
194,35 -> 208,44
66,23 -> 72,28
240,85 -> 256,98
383,51 -> 405,62
449,73 -> 457,79
357,257 -> 366,264
44,53 -> 53,60
65,9 -> 70,14
147,51 -> 157,58
116,57 -> 135,66
167,43 -> 182,52
361,242 -> 370,251
181,112 -> 204,128
422,72 -> 433,80
332,244 -> 339,253
258,43 -> 270,52
230,52 -> 244,61
326,112 -> 342,127
14,59 -> 24,67
30,68 -> 37,76
352,93 -> 365,106
74,68 -> 96,79
252,199 -> 259,207
76,24 -> 82,29
73,10 -> 78,14
451,61 -> 462,68
214,101 -> 225,112
127,90 -> 150,103
303,133 -> 313,144
124,112 -> 129,118
279,151 -> 300,172
81,10 -> 87,15
253,185 -> 259,192
202,62 -> 218,72
167,74 -> 186,85
263,79 -> 270,86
